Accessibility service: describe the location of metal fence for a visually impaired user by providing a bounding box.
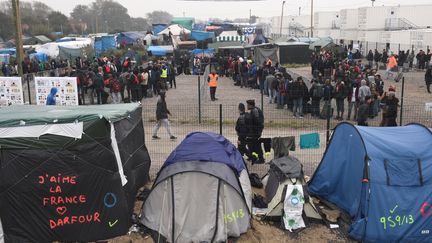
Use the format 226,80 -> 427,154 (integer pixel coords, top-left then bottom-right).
143,85 -> 432,179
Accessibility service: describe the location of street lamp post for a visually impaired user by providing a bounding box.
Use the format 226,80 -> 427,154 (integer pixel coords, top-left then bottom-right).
279,1 -> 286,36
310,0 -> 314,37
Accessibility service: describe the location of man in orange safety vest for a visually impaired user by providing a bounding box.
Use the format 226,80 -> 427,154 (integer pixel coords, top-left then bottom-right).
208,71 -> 219,101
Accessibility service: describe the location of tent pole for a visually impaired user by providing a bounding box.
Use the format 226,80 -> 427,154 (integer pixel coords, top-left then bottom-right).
198,75 -> 202,124
219,104 -> 223,135
399,77 -> 405,126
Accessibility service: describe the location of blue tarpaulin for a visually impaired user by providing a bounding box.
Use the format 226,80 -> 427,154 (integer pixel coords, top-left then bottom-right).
147,46 -> 167,56
191,48 -> 215,54
193,23 -> 206,31
191,31 -> 215,41
95,35 -> 117,56
0,48 -> 16,56
309,123 -> 432,242
152,24 -> 167,35
117,32 -> 145,45
29,52 -> 48,62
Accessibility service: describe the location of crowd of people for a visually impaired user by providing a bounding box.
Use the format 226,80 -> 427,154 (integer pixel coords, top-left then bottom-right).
1,56 -> 69,77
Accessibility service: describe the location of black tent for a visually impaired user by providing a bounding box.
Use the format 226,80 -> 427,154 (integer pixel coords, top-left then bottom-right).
0,104 -> 150,242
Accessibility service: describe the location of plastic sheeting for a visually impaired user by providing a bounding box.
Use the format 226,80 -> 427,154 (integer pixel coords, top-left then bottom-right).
0,122 -> 83,139
171,17 -> 194,30
152,24 -> 167,35
29,52 -> 48,62
190,31 -> 215,41
253,46 -> 278,67
95,36 -> 116,57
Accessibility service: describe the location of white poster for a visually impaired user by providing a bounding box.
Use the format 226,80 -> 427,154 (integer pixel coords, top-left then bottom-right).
0,77 -> 24,107
35,77 -> 78,106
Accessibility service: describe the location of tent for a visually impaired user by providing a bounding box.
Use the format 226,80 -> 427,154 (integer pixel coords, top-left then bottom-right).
117,32 -> 145,46
309,123 -> 432,242
277,42 -> 311,64
0,104 -> 151,242
141,132 -> 251,242
152,24 -> 167,35
94,35 -> 116,57
29,52 -> 49,62
158,24 -> 191,36
147,46 -> 174,56
190,31 -> 215,41
171,17 -> 195,30
245,44 -> 278,67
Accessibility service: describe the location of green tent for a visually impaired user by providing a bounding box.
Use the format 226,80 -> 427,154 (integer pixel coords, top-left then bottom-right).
171,17 -> 195,30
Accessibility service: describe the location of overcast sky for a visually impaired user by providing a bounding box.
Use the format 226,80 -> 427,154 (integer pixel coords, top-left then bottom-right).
27,0 -> 432,19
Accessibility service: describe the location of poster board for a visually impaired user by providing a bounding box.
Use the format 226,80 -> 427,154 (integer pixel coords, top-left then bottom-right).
0,77 -> 24,107
35,77 -> 78,106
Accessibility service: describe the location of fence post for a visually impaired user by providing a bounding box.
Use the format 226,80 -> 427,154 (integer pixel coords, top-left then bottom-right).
198,75 -> 202,124
326,100 -> 331,145
26,74 -> 31,105
261,90 -> 264,114
399,77 -> 405,126
219,104 -> 223,135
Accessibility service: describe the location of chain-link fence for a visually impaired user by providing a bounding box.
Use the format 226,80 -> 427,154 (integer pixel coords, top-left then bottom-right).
143,88 -> 432,179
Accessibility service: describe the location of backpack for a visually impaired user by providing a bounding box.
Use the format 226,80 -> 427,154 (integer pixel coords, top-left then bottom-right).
104,65 -> 111,73
112,80 -> 121,93
312,84 -> 324,98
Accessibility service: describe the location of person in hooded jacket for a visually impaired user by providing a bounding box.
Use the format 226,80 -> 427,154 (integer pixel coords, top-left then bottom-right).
46,87 -> 57,105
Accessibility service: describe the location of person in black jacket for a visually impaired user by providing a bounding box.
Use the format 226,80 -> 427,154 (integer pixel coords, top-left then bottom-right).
152,92 -> 176,140
246,100 -> 264,164
425,67 -> 432,93
236,103 -> 251,159
291,77 -> 305,118
381,92 -> 399,127
357,96 -> 372,126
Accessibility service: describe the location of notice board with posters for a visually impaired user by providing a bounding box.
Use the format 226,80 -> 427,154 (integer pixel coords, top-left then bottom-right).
35,77 -> 78,106
0,77 -> 24,107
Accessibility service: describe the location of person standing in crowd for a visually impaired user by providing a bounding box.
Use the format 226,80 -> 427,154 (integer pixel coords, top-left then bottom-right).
357,96 -> 372,126
246,100 -> 264,164
236,103 -> 251,159
168,62 -> 176,89
291,77 -> 305,118
152,91 -> 176,140
275,73 -> 286,109
129,69 -> 142,102
207,70 -> 219,101
321,79 -> 333,119
367,50 -> 374,67
94,67 -> 104,104
347,82 -> 358,121
374,49 -> 381,70
425,67 -> 432,93
141,68 -> 149,98
310,79 -> 323,118
334,80 -> 348,120
381,49 -> 388,70
110,75 -> 122,104
380,86 -> 399,127
160,65 -> 168,90
358,79 -> 371,104
266,70 -> 276,103
386,54 -> 398,80
46,87 -> 57,105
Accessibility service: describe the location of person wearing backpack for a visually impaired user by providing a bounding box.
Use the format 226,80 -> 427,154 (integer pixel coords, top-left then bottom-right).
246,99 -> 265,164
129,69 -> 142,102
110,76 -> 122,104
334,80 -> 348,120
310,79 -> 323,118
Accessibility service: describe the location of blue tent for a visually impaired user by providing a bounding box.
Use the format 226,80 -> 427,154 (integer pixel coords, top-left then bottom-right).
152,24 -> 167,35
95,35 -> 116,56
191,48 -> 215,57
29,52 -> 48,62
191,31 -> 215,41
117,32 -> 145,45
147,46 -> 167,56
164,132 -> 246,174
309,123 -> 432,242
0,48 -> 16,56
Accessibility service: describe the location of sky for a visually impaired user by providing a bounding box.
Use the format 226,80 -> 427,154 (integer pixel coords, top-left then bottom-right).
27,0 -> 432,20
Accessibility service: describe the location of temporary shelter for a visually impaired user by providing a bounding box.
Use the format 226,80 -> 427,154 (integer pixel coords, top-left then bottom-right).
29,52 -> 49,62
245,43 -> 278,67
190,31 -> 215,41
309,123 -> 432,242
276,42 -> 311,64
0,104 -> 151,242
158,24 -> 191,36
117,32 -> 145,46
141,132 -> 251,242
94,35 -> 117,56
171,17 -> 195,30
147,46 -> 174,56
191,48 -> 215,58
152,24 -> 168,35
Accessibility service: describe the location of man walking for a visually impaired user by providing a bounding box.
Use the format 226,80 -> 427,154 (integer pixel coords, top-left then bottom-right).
208,70 -> 219,101
152,92 -> 176,140
235,103 -> 251,159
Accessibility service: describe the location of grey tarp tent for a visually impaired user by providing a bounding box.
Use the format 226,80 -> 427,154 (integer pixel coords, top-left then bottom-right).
141,132 -> 251,242
245,43 -> 278,66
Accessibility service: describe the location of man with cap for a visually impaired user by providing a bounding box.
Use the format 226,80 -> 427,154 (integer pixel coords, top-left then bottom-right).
208,70 -> 219,101
152,91 -> 177,140
246,99 -> 265,164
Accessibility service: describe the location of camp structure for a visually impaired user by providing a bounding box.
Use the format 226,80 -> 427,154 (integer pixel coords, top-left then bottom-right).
262,156 -> 321,221
309,123 -> 432,242
147,46 -> 174,57
141,132 -> 252,242
244,43 -> 278,67
0,104 -> 151,242
158,24 -> 191,36
94,35 -> 117,56
171,17 -> 195,31
276,42 -> 311,64
117,32 -> 146,46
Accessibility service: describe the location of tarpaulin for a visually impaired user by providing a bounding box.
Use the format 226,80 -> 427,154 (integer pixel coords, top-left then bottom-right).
152,24 -> 167,35
253,46 -> 278,68
29,52 -> 49,62
171,17 -> 195,30
59,46 -> 84,60
191,31 -> 215,41
95,36 -> 116,57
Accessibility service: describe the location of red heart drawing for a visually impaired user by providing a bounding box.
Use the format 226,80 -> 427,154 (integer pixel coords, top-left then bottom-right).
56,206 -> 67,215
